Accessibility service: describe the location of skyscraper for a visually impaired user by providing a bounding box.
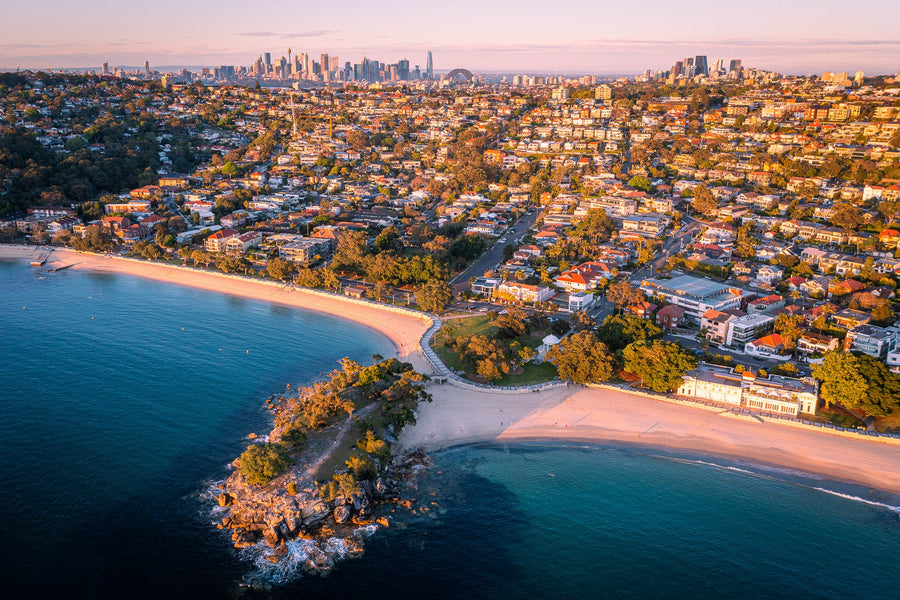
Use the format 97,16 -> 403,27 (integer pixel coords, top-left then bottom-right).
144,60 -> 150,76
694,55 -> 709,77
102,61 -> 109,75
728,59 -> 742,73
426,51 -> 433,80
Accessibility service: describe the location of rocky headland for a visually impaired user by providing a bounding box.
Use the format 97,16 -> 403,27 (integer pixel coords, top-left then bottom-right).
211,358 -> 432,575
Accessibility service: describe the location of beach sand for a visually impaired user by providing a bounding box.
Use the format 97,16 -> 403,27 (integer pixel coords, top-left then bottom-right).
5,244 -> 899,496
400,383 -> 900,496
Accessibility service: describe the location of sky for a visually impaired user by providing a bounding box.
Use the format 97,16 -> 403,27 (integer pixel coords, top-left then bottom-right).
2,0 -> 899,75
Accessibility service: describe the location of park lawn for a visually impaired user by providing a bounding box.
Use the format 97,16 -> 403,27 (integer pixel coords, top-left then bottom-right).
431,315 -> 498,371
810,406 -> 867,429
497,361 -> 558,386
874,410 -> 900,434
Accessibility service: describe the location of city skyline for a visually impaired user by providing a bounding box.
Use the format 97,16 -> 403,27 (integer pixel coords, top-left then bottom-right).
2,0 -> 899,75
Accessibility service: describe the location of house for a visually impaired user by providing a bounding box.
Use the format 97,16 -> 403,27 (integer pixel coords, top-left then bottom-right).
785,276 -> 807,292
844,325 -> 894,359
730,313 -> 775,345
496,282 -> 554,304
220,210 -> 249,228
879,229 -> 900,246
799,276 -> 830,297
534,230 -> 561,246
224,232 -> 262,253
745,333 -> 790,360
828,279 -> 865,297
701,309 -> 736,344
747,294 -> 785,315
470,277 -> 501,298
797,332 -> 840,357
625,301 -> 658,320
278,237 -> 333,264
554,261 -> 613,292
655,304 -> 686,329
830,308 -> 871,330
755,266 -> 784,286
204,228 -> 239,252
567,292 -> 596,312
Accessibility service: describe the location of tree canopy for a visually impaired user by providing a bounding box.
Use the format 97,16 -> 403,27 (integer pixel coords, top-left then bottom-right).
622,339 -> 696,393
597,313 -> 663,352
237,442 -> 293,486
546,331 -> 616,384
811,351 -> 900,416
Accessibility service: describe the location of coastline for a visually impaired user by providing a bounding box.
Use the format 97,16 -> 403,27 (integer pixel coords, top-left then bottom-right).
6,244 -> 900,497
0,245 -> 432,372
399,383 -> 900,496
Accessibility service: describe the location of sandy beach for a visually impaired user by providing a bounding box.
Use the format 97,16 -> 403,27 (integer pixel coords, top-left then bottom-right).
0,245 -> 433,372
400,383 -> 900,496
5,244 -> 900,497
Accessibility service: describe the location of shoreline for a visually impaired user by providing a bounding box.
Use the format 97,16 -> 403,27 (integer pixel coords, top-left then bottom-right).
399,384 -> 900,497
6,244 -> 900,498
0,245 -> 432,372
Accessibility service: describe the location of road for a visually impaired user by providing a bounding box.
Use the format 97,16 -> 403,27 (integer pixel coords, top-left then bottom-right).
630,215 -> 702,283
450,209 -> 541,295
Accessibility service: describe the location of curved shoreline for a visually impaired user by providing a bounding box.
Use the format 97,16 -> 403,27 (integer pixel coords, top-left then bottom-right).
6,244 -> 900,498
1,245 -> 432,372
399,384 -> 900,496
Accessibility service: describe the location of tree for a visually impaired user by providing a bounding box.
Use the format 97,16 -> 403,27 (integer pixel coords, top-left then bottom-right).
878,200 -> 900,226
812,351 -> 900,416
606,279 -> 643,310
331,230 -> 369,274
266,257 -> 295,281
773,313 -> 805,351
830,203 -> 864,232
571,310 -> 595,332
372,280 -> 391,302
495,306 -> 528,338
596,313 -> 663,351
622,340 -> 696,393
546,331 -> 616,384
346,129 -> 370,152
691,183 -> 718,216
237,442 -> 292,486
628,175 -> 652,193
415,279 -> 452,313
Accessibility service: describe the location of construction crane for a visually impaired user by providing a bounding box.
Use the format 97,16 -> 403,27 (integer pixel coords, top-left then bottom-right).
286,93 -> 334,139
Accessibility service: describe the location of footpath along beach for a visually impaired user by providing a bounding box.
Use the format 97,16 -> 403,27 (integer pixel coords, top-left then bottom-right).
5,244 -> 900,496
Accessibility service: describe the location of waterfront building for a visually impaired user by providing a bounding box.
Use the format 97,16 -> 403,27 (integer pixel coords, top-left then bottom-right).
678,363 -> 818,416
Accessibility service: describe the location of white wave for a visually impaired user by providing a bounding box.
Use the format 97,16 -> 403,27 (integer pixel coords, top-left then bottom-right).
686,459 -> 760,477
239,523 -> 383,587
812,488 -> 900,513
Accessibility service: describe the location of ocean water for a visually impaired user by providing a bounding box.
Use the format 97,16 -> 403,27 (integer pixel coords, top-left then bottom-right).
2,259 -> 900,599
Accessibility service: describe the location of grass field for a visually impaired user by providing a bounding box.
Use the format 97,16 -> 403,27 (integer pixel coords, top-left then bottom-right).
430,315 -> 558,385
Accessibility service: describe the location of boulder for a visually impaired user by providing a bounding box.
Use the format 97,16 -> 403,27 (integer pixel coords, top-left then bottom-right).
216,493 -> 234,507
333,505 -> 352,524
263,526 -> 280,547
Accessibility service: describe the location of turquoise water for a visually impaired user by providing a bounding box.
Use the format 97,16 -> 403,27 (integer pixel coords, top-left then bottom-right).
2,259 -> 899,599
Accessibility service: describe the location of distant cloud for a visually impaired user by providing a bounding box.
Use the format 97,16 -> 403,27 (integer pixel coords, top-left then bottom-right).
236,30 -> 334,39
